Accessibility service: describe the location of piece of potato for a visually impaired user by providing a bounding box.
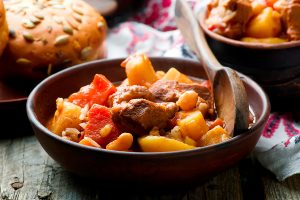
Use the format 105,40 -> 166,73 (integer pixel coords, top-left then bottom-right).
198,125 -> 231,147
184,136 -> 197,146
155,70 -> 165,79
138,136 -> 195,152
177,110 -> 209,141
47,98 -> 82,135
121,53 -> 158,87
162,67 -> 193,83
245,7 -> 281,38
241,37 -> 287,44
251,0 -> 266,16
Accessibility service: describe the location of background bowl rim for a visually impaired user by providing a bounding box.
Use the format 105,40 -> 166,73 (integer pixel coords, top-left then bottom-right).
198,8 -> 300,50
26,57 -> 270,158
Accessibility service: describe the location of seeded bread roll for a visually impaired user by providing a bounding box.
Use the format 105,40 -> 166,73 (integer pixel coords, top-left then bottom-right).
0,0 -> 8,56
0,0 -> 107,81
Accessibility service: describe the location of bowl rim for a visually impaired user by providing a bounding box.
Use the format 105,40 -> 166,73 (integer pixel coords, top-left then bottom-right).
198,8 -> 300,50
26,57 -> 270,158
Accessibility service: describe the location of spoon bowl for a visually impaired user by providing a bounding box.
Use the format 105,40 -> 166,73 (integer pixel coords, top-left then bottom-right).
175,0 -> 249,135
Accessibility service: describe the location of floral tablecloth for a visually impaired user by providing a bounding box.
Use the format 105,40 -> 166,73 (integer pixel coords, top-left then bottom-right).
106,0 -> 300,181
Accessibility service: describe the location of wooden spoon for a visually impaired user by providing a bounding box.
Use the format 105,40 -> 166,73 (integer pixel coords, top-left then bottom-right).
175,0 -> 249,135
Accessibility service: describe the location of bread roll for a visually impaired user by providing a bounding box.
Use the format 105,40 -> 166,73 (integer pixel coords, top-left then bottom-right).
1,0 -> 107,81
0,0 -> 8,56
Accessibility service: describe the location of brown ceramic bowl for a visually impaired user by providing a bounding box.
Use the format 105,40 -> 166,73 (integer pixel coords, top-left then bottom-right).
198,9 -> 300,110
26,57 -> 270,186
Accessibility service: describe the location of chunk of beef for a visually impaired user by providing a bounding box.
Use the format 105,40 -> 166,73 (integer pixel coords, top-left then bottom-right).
149,79 -> 214,116
108,85 -> 155,107
274,0 -> 300,40
149,80 -> 178,102
205,0 -> 253,39
149,79 -> 212,102
111,99 -> 178,135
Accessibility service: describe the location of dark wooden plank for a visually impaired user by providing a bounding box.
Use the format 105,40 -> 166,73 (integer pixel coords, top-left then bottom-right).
1,135 -> 298,200
239,156 -> 265,200
0,135 -> 243,200
0,136 -> 61,200
0,135 -> 244,200
187,166 -> 243,200
262,170 -> 300,200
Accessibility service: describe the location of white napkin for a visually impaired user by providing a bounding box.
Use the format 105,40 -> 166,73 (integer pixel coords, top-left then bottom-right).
255,113 -> 300,181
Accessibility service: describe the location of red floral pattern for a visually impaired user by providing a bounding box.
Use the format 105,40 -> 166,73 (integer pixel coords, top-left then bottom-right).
261,113 -> 300,147
131,0 -> 177,31
262,113 -> 281,138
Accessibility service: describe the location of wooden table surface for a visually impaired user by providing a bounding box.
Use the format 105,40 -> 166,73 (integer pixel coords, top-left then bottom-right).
0,128 -> 299,200
2,1 -> 299,199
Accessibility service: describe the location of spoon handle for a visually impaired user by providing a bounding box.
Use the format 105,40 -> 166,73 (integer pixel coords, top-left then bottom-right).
175,0 -> 222,82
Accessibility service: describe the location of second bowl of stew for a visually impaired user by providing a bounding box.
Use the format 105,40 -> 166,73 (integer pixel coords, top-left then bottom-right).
198,2 -> 300,109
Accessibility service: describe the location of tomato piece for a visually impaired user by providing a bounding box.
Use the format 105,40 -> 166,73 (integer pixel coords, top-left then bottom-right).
209,118 -> 224,130
199,80 -> 211,91
83,104 -> 121,147
207,24 -> 225,33
68,74 -> 116,108
265,0 -> 278,8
